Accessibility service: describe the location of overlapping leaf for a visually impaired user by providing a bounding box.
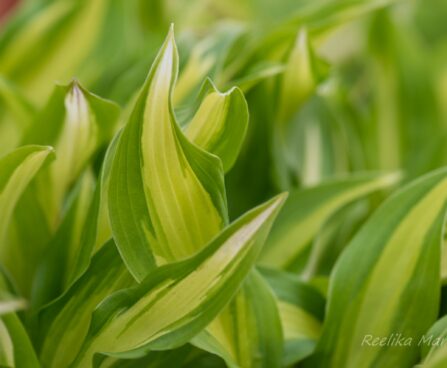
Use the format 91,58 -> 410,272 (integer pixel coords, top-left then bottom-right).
108,27 -> 229,280
260,172 -> 399,270
71,194 -> 285,367
260,267 -> 325,365
308,168 -> 447,367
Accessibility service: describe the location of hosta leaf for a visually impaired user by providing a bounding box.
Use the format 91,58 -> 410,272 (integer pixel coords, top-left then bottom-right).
22,81 -> 119,226
71,194 -> 286,367
276,28 -> 321,125
37,241 -> 135,368
272,29 -> 327,190
260,172 -> 399,270
0,0 -> 109,103
173,41 -> 215,106
260,267 -> 325,365
420,315 -> 447,364
185,79 -> 249,173
308,167 -> 447,368
0,314 -> 40,368
108,26 -> 227,281
67,133 -> 122,287
0,145 -> 53,252
229,62 -> 284,94
94,345 -> 208,368
192,269 -> 283,368
31,169 -> 96,309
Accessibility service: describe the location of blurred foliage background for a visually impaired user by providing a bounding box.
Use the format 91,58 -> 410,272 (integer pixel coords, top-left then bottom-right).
1,0 -> 447,366
1,0 -> 446,221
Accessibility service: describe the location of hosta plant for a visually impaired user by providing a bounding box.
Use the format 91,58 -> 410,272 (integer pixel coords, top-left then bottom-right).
1,0 -> 447,367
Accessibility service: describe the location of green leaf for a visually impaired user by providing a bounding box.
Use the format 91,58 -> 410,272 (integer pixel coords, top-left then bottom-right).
192,269 -> 283,368
31,169 -> 96,309
0,145 -> 54,254
420,315 -> 447,364
0,314 -> 40,368
37,241 -> 135,368
22,81 -> 119,227
259,172 -> 399,270
108,26 -> 228,281
260,267 -> 325,365
185,79 -> 249,173
67,132 -> 122,287
308,167 -> 447,368
71,193 -> 286,367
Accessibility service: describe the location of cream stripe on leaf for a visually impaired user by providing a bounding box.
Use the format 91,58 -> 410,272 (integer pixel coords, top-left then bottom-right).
108,26 -> 228,281
192,269 -> 283,368
21,81 -> 119,227
0,145 -> 54,244
419,315 -> 447,366
307,167 -> 447,368
0,145 -> 54,295
37,241 -> 135,368
71,194 -> 286,367
185,79 -> 248,173
260,172 -> 399,271
109,27 -> 279,368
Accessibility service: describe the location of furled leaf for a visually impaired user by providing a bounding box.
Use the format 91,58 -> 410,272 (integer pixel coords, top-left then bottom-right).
22,81 -> 119,227
108,26 -> 227,281
308,167 -> 447,368
71,194 -> 286,367
260,172 -> 399,271
0,145 -> 54,290
0,145 -> 53,243
185,79 -> 249,173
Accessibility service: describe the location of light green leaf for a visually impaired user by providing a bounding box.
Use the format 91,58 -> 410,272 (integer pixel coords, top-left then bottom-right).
260,267 -> 325,365
37,241 -> 135,368
22,81 -> 119,227
31,169 -> 96,309
276,28 -> 321,125
420,315 -> 447,364
0,145 -> 54,248
71,194 -> 286,367
185,79 -> 249,173
108,26 -> 227,281
0,314 -> 40,368
308,167 -> 447,368
260,172 -> 399,270
192,269 -> 283,368
173,40 -> 216,106
272,28 -> 327,190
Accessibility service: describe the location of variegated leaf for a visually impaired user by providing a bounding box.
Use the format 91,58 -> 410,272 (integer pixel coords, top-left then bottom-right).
71,194 -> 286,367
308,168 -> 447,368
